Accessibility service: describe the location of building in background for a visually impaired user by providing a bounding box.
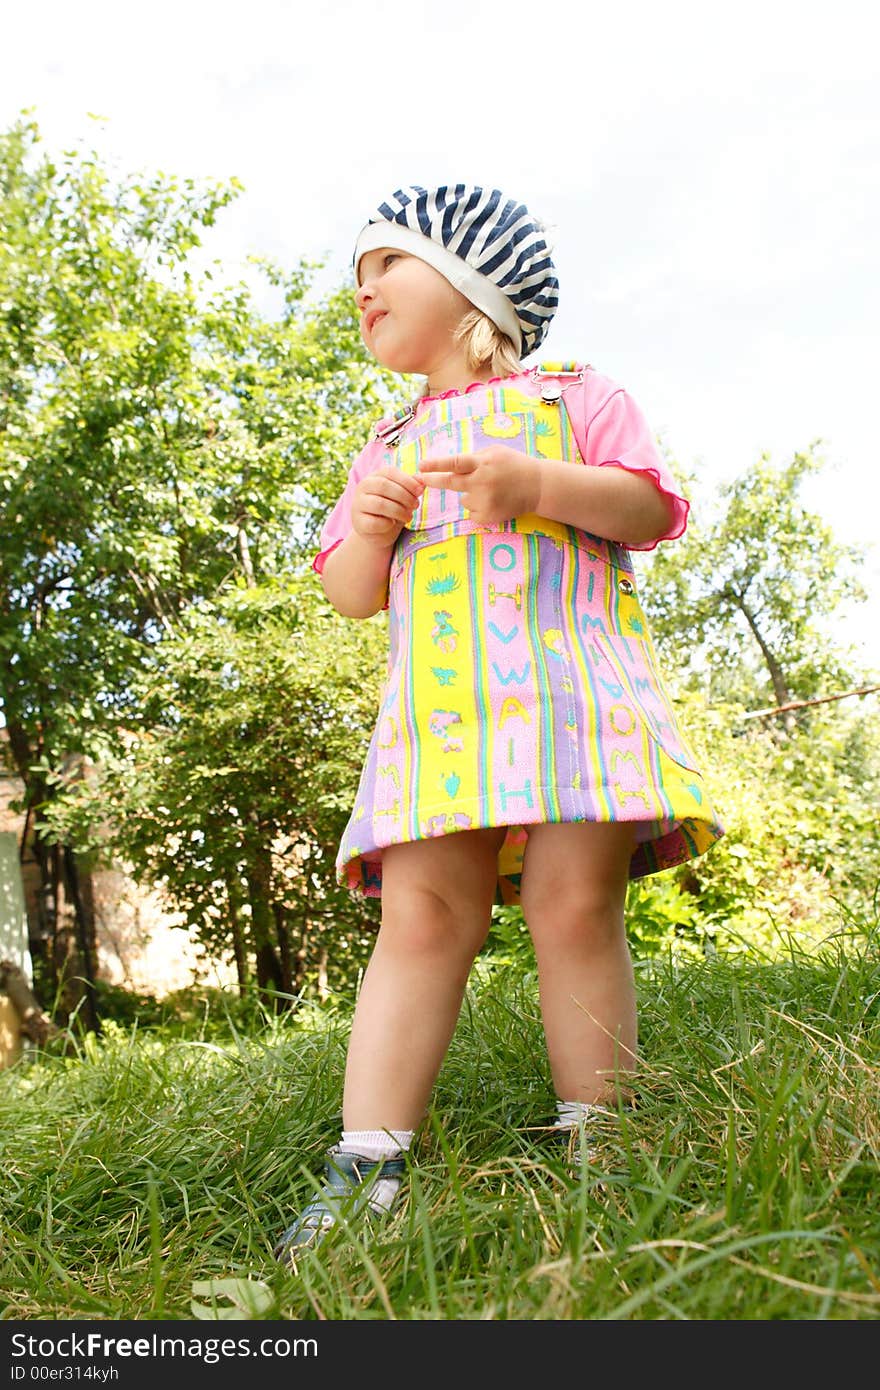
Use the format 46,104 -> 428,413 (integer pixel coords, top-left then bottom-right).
0,734 -> 233,1007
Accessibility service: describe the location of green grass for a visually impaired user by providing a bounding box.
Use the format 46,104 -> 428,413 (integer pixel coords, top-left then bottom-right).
1,932 -> 878,1321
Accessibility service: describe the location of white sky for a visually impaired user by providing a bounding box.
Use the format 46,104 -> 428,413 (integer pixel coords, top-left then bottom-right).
3,0 -> 879,673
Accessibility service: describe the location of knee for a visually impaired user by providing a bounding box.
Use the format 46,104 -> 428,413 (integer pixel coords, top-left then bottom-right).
380,885 -> 490,963
525,883 -> 627,955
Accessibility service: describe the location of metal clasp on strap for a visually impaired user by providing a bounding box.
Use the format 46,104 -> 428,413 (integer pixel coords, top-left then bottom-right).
534,361 -> 586,405
375,404 -> 416,446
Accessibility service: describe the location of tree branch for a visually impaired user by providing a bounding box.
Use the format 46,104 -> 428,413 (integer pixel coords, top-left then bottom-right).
740,685 -> 880,721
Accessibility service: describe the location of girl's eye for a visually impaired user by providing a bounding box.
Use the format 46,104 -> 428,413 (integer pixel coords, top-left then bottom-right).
383,253 -> 401,269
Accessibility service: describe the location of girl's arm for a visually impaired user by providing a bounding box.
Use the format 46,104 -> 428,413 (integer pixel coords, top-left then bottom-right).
320,530 -> 396,618
418,448 -> 674,549
534,456 -> 674,548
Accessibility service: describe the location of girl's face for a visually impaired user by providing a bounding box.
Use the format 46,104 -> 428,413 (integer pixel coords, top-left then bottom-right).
355,248 -> 475,388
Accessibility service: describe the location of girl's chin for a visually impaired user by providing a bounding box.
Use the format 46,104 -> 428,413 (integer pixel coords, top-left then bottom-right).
372,348 -> 430,377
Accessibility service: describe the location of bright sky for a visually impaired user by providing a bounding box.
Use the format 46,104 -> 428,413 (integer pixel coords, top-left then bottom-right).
4,0 -> 879,673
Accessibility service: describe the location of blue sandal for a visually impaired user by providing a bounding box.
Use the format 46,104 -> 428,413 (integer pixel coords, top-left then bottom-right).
274,1148 -> 408,1263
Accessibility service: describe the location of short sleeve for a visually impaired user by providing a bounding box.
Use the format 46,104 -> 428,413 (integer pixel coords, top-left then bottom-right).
312,437 -> 385,575
579,375 -> 689,551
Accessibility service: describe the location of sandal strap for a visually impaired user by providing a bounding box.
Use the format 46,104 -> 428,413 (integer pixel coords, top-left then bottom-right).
324,1149 -> 408,1186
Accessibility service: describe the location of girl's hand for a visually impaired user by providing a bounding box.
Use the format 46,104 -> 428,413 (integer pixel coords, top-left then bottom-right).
417,447 -> 541,524
351,466 -> 425,547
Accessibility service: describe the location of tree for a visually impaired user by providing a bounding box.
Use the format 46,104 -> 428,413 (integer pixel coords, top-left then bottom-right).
0,116 -> 388,1017
638,446 -> 869,710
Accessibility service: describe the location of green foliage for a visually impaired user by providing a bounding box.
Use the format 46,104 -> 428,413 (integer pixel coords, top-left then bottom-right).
638,447 -> 869,708
90,979 -> 167,1029
2,117 -> 237,760
91,980 -> 277,1040
630,691 -> 880,958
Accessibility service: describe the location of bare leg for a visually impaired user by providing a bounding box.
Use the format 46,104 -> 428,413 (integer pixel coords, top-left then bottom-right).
342,826 -> 507,1131
519,822 -> 637,1107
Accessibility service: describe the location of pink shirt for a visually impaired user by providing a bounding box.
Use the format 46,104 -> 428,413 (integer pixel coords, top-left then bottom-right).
313,367 -> 688,574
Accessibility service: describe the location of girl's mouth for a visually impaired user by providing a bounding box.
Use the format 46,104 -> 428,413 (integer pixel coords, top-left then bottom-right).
365,310 -> 388,334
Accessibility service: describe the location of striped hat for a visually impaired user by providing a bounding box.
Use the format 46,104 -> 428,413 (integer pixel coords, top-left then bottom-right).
353,184 -> 559,358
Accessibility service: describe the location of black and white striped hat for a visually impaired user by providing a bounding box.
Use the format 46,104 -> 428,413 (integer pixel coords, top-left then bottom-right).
353,184 -> 559,358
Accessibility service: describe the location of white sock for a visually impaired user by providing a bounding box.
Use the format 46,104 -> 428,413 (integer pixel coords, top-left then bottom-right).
337,1129 -> 414,1214
554,1100 -> 615,1130
338,1128 -> 414,1159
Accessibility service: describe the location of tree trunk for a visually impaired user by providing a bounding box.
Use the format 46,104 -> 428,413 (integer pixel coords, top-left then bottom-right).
291,856 -> 317,1004
247,838 -> 283,1007
273,901 -> 295,999
53,844 -> 84,1026
316,946 -> 329,1003
224,880 -> 250,997
733,593 -> 795,726
293,915 -> 310,1001
63,846 -> 101,1035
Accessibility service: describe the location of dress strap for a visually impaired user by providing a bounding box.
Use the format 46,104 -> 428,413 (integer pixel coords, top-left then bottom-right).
532,361 -> 591,403
374,403 -> 416,445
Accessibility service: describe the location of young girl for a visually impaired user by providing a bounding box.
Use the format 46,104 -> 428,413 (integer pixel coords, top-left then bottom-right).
274,184 -> 724,1262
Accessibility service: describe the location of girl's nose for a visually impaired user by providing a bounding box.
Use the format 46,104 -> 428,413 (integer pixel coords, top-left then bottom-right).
354,280 -> 373,311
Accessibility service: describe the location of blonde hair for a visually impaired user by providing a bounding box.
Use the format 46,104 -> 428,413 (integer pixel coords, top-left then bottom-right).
454,308 -> 522,379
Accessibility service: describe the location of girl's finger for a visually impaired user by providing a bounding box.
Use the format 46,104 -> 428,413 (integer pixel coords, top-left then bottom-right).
418,455 -> 476,476
363,495 -> 418,521
382,466 -> 426,494
369,476 -> 423,505
418,472 -> 463,491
